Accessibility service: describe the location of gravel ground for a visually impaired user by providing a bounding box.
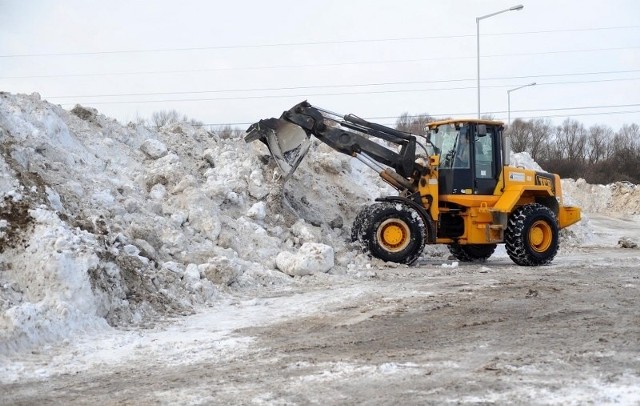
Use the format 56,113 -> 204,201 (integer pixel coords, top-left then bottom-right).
2,238 -> 639,405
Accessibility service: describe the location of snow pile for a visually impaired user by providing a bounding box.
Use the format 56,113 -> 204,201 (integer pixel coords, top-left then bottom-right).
0,93 -> 385,352
511,151 -> 544,172
563,178 -> 640,215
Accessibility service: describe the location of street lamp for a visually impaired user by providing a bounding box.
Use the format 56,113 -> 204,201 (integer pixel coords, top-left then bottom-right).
507,82 -> 536,125
476,4 -> 524,118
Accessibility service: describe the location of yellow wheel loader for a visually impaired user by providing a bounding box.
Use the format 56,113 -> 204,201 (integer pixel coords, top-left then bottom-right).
245,101 -> 581,266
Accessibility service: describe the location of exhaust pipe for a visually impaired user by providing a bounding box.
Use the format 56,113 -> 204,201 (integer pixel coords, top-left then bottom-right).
503,132 -> 511,167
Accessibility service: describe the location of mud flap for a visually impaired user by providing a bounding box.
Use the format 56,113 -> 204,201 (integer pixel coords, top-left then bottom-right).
245,118 -> 311,179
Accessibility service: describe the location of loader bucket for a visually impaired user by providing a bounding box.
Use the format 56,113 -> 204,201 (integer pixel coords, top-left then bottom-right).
245,118 -> 311,179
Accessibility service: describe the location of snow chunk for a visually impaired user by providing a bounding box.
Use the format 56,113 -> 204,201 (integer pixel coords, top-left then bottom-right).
183,264 -> 201,283
45,186 -> 63,212
618,237 -> 638,249
123,244 -> 140,256
200,257 -> 243,286
247,169 -> 269,199
291,220 -> 320,243
90,189 -> 115,207
247,201 -> 266,220
202,148 -> 216,167
188,208 -> 221,241
276,243 -> 334,276
162,261 -> 184,274
149,183 -> 167,200
140,139 -> 168,159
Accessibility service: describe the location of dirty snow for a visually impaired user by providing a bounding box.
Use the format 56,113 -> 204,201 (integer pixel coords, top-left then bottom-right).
0,92 -> 394,354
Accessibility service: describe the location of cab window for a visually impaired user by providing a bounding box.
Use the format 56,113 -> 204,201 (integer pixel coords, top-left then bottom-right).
474,129 -> 494,178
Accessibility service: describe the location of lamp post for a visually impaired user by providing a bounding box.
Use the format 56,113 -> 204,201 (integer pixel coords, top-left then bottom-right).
476,4 -> 524,118
507,82 -> 536,125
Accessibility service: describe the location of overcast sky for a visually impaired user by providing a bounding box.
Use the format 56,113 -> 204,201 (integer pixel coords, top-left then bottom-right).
1,0 -> 639,131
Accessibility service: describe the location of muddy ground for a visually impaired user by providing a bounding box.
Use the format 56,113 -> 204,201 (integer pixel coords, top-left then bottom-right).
2,238 -> 639,405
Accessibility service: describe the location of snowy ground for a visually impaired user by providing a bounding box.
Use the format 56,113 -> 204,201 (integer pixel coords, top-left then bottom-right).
1,93 -> 639,404
1,225 -> 639,404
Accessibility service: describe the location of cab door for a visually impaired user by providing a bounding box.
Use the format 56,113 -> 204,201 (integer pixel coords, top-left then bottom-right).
438,125 -> 474,196
473,125 -> 500,195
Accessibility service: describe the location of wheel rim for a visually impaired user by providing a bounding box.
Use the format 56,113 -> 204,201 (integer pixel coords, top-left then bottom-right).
529,220 -> 553,253
377,218 -> 411,252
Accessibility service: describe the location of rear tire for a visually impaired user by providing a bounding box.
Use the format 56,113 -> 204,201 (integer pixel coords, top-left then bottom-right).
505,203 -> 559,266
351,205 -> 371,244
352,202 -> 426,265
448,244 -> 496,262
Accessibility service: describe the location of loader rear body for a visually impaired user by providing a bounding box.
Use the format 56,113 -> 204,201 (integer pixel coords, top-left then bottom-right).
245,101 -> 581,266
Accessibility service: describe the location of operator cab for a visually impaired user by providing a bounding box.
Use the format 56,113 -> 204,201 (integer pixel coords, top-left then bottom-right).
427,119 -> 504,196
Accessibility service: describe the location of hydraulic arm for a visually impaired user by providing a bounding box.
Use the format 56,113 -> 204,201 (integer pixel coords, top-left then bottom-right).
245,101 -> 427,191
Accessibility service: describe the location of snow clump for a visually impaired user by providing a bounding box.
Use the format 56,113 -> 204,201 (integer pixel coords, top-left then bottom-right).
276,243 -> 335,276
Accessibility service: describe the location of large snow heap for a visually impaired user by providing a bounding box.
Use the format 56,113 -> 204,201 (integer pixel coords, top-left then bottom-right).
0,92 -> 390,353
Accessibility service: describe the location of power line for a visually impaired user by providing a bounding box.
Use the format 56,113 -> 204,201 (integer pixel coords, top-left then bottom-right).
353,103 -> 640,122
500,109 -> 640,121
48,79 -> 477,98
45,74 -> 640,100
53,78 -> 640,105
3,46 -> 639,80
1,25 -> 638,58
58,88 -> 477,105
483,103 -> 640,115
495,46 -> 639,57
370,103 -> 640,119
117,103 -> 640,128
204,108 -> 640,128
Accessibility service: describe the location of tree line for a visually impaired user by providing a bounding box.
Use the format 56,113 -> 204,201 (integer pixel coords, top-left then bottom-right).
141,109 -> 244,139
508,118 -> 639,184
395,113 -> 640,184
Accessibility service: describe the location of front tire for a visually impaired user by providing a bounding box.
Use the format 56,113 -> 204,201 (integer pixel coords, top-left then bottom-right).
352,202 -> 426,265
505,203 -> 559,266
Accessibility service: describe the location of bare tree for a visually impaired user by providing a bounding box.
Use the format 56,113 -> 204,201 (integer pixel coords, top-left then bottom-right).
529,119 -> 553,162
507,118 -> 530,153
150,110 -> 205,129
215,125 -> 245,139
151,110 -> 183,129
554,118 -> 587,162
508,118 -> 552,162
608,124 -> 640,182
395,113 -> 434,135
585,124 -> 614,164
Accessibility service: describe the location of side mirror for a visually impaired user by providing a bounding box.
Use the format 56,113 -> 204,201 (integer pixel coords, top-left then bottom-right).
477,124 -> 487,136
